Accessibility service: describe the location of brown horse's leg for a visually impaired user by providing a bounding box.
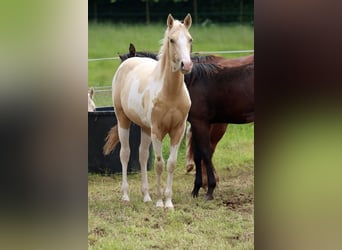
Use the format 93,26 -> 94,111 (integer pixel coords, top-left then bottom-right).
201,124 -> 228,188
190,122 -> 216,200
191,136 -> 203,197
185,125 -> 195,172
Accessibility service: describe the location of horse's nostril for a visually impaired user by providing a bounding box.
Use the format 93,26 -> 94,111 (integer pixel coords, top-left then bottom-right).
181,61 -> 184,68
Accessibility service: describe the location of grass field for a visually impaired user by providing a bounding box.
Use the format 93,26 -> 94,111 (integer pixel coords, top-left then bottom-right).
88,22 -> 254,88
88,21 -> 254,249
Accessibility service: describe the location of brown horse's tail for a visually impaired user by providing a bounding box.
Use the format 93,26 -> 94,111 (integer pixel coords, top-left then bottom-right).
103,125 -> 120,155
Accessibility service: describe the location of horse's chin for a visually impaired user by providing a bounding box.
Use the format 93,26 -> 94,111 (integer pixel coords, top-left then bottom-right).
181,69 -> 192,74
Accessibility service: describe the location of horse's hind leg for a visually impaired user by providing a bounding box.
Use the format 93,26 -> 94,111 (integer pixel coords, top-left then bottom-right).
185,124 -> 195,172
118,124 -> 131,202
140,128 -> 152,202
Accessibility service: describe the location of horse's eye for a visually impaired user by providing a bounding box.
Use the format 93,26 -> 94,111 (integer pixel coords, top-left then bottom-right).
189,38 -> 193,43
170,38 -> 174,44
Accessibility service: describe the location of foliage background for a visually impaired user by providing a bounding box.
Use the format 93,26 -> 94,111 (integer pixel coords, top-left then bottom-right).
88,0 -> 254,24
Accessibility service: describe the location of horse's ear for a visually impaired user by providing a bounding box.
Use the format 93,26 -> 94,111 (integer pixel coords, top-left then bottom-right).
89,87 -> 94,99
167,14 -> 174,29
129,43 -> 136,56
183,13 -> 192,29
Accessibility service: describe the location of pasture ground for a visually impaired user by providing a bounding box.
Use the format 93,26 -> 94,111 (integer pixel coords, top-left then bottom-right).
88,22 -> 254,249
88,124 -> 254,249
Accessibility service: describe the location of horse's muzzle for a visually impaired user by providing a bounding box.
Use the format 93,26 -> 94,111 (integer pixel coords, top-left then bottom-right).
181,61 -> 193,73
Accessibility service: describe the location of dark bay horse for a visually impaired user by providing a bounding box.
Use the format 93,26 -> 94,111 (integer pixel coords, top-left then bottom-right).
119,43 -> 254,200
186,61 -> 254,199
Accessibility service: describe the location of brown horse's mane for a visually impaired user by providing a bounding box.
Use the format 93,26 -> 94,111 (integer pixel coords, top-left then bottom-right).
190,54 -> 224,63
118,47 -> 253,88
119,49 -> 224,65
118,49 -> 224,80
188,63 -> 222,79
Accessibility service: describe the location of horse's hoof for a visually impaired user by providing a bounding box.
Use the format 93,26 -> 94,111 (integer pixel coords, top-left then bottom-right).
164,200 -> 174,210
156,200 -> 164,207
143,194 -> 152,202
191,191 -> 199,198
122,200 -> 130,206
186,164 -> 194,173
122,195 -> 130,203
204,194 -> 214,201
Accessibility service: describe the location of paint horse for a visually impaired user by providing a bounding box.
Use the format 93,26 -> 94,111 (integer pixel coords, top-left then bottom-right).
88,87 -> 96,112
103,14 -> 193,209
120,43 -> 253,193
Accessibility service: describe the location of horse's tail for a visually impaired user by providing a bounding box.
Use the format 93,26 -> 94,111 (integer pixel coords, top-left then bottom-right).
103,125 -> 120,155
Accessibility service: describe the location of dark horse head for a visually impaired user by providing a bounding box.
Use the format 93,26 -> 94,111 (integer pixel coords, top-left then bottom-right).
118,43 -> 158,62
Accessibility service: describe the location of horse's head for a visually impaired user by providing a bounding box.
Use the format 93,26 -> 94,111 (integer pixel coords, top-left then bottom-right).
119,43 -> 158,63
164,14 -> 193,74
118,43 -> 136,62
88,87 -> 96,112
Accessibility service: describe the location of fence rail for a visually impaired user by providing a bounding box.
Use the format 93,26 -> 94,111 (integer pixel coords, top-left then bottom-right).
88,49 -> 254,62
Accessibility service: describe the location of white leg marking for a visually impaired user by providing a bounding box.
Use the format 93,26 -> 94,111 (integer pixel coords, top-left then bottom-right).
165,124 -> 187,209
164,144 -> 180,209
140,130 -> 152,202
118,126 -> 130,202
151,133 -> 164,207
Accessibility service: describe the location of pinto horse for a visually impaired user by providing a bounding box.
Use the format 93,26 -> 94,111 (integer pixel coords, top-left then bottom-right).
103,14 -> 193,209
120,43 -> 254,192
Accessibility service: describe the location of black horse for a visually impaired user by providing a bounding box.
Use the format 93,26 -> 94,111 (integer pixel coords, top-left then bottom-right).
119,43 -> 254,200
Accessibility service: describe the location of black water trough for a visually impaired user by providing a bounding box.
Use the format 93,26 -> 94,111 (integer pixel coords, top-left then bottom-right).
88,106 -> 153,174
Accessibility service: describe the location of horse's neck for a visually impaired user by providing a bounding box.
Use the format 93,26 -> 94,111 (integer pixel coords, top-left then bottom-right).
157,55 -> 184,97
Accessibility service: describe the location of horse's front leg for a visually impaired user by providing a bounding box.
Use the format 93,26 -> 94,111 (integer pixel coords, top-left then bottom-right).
151,132 -> 165,208
165,124 -> 187,209
190,122 -> 216,200
191,141 -> 203,197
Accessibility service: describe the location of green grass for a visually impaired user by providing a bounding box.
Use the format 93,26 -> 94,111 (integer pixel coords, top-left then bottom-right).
88,22 -> 254,90
88,22 -> 254,249
88,124 -> 254,249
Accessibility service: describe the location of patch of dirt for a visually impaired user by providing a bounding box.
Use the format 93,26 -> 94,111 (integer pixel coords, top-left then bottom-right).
219,165 -> 254,212
223,192 -> 254,211
88,227 -> 107,246
88,238 -> 97,246
228,231 -> 254,246
89,226 -> 106,237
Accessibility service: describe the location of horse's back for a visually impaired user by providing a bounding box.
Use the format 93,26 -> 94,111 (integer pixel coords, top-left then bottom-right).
218,54 -> 254,67
114,57 -> 157,81
113,57 -> 157,94
188,62 -> 254,124
112,57 -> 159,128
216,63 -> 254,123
